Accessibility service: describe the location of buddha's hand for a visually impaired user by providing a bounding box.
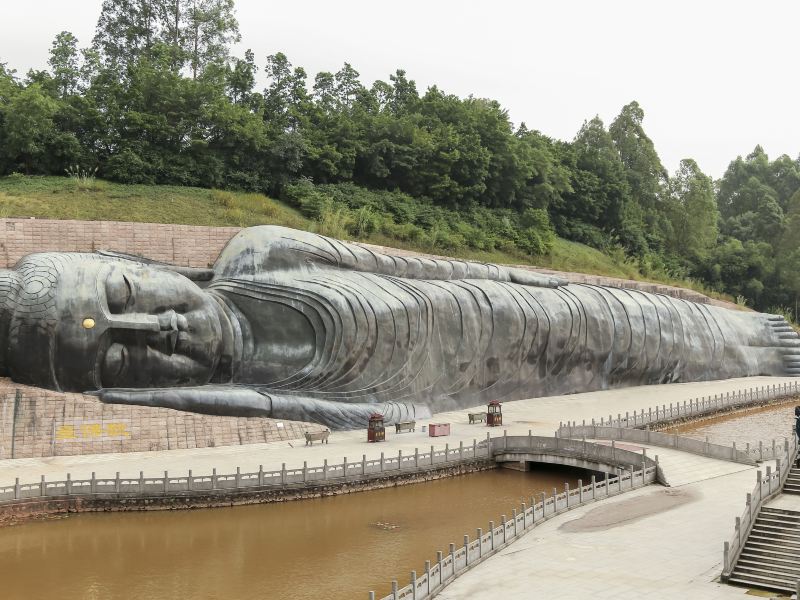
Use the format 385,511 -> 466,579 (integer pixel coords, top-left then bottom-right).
507,269 -> 568,288
90,386 -> 271,417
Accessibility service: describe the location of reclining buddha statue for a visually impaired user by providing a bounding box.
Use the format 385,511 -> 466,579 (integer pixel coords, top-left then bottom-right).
1,225 -> 797,429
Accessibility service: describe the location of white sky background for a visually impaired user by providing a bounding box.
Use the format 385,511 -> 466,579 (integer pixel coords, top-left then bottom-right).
1,0 -> 798,178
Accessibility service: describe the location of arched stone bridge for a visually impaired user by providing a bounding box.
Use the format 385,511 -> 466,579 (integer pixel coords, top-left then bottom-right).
490,435 -> 665,483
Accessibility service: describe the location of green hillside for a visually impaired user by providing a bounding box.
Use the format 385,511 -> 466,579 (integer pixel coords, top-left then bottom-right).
0,175 -> 725,298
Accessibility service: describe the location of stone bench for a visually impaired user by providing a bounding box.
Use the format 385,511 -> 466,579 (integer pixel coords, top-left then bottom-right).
395,421 -> 416,434
305,430 -> 330,446
469,412 -> 487,424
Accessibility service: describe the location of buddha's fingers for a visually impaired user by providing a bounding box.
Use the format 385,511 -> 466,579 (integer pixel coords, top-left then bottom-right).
93,386 -> 271,417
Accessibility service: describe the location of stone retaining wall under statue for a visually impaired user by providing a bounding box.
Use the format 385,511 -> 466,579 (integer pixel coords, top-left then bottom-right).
0,217 -> 728,307
0,379 -> 321,459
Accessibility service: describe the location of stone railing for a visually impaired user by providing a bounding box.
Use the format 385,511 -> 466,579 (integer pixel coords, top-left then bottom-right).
563,381 -> 800,432
721,435 -> 797,580
555,424 -> 790,466
370,435 -> 660,600
0,439 -> 491,504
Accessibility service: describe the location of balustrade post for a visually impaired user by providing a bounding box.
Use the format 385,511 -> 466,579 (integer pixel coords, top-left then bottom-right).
553,487 -> 558,513
380,453 -> 384,472
464,534 -> 470,565
425,560 -> 431,595
430,446 -> 435,465
459,441 -> 464,461
756,470 -> 763,503
342,457 -> 349,478
766,466 -> 772,494
362,455 -> 366,476
398,449 -> 403,471
472,438 -> 477,459
281,463 -> 287,484
605,474 -> 609,496
723,541 -> 730,574
501,515 -> 507,543
735,516 -> 741,548
323,459 -> 328,480
139,471 -> 144,493
521,502 -> 527,528
414,449 -> 419,469
489,521 -> 495,550
302,462 -> 307,483
258,465 -> 264,486
14,477 -> 19,500
437,551 -> 443,585
40,475 -> 46,497
540,492 -> 546,517
449,543 -> 456,574
591,475 -> 596,500
411,571 -> 417,600
369,592 -> 375,600
503,429 -> 508,450
391,580 -> 398,600
164,471 -> 169,493
188,470 -> 193,491
235,467 -> 241,488
578,479 -> 583,503
512,509 -> 518,536
444,444 -> 449,463
477,528 -> 483,558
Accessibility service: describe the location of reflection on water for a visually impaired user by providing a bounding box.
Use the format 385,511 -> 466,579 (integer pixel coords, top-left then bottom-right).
0,465 -> 589,600
664,400 -> 797,447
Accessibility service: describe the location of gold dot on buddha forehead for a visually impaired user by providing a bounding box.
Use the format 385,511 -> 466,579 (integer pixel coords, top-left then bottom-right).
82,318 -> 96,330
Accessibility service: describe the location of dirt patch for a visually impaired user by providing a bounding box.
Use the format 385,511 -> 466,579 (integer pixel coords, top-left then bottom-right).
559,488 -> 699,533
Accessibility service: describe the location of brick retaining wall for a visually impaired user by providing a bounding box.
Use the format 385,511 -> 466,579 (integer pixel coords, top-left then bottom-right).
0,379 -> 319,459
0,217 -> 728,306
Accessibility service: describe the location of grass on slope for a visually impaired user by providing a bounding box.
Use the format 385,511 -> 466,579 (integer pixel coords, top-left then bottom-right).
0,175 -> 728,301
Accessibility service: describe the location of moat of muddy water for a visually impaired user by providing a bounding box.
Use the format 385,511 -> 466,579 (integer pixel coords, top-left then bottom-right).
2,399 -> 796,600
0,464 -> 588,600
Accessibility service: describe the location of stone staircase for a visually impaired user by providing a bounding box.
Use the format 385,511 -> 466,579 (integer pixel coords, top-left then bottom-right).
785,465 -> 800,495
727,506 -> 800,592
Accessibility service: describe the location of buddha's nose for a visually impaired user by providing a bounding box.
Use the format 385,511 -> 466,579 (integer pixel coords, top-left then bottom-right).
157,310 -> 189,332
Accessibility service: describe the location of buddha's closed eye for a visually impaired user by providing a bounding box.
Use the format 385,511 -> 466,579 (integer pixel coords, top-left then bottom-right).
106,272 -> 133,313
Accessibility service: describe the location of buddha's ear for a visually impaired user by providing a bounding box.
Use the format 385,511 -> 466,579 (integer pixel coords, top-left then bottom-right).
95,250 -> 214,282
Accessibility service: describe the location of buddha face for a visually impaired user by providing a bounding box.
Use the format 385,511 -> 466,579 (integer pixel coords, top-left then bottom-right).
45,257 -> 224,391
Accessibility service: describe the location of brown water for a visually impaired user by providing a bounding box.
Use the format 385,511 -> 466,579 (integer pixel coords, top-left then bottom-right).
665,400 -> 797,447
0,465 -> 586,600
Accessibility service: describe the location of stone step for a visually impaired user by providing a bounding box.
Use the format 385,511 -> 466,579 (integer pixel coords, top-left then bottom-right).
762,507 -> 800,517
728,574 -> 794,593
742,543 -> 800,562
734,562 -> 799,581
737,556 -> 800,577
752,524 -> 800,539
740,550 -> 800,571
755,516 -> 800,529
749,533 -> 800,550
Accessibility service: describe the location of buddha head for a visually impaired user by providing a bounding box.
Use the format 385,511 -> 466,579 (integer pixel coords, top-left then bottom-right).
0,253 -> 223,392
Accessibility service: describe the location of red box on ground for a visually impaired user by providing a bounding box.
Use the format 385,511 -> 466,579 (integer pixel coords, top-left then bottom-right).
428,423 -> 450,437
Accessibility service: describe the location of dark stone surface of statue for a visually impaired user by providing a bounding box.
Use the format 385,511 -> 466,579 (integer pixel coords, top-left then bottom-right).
1,226 -> 798,429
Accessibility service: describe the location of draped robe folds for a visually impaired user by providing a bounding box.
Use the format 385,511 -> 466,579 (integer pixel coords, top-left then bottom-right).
163,226 -> 800,429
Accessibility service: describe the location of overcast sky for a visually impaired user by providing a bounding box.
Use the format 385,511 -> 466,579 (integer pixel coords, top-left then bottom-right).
2,0 -> 798,178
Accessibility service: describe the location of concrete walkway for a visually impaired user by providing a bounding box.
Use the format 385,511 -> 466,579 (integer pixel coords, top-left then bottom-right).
438,464 -> 769,600
0,376 -> 793,487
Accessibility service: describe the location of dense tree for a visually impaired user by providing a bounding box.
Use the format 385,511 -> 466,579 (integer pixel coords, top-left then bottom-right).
666,159 -> 718,265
